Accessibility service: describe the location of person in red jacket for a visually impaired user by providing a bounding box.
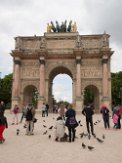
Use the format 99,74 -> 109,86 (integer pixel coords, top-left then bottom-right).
0,112 -> 8,143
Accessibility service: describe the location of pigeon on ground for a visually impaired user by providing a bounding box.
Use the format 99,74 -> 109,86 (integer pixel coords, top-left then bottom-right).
79,132 -> 84,138
78,120 -> 81,124
96,137 -> 104,143
102,134 -> 105,139
49,126 -> 53,129
82,143 -> 86,149
48,135 -> 51,139
43,125 -> 47,128
16,129 -> 20,135
43,130 -> 47,135
43,120 -> 46,122
88,146 -> 94,151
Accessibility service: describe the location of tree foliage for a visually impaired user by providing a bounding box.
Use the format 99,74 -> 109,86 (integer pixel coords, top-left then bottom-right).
0,73 -> 12,108
111,71 -> 122,105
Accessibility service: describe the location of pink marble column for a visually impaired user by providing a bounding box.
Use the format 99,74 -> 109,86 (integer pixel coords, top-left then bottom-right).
13,58 -> 21,97
102,56 -> 108,97
39,58 -> 45,98
76,57 -> 81,97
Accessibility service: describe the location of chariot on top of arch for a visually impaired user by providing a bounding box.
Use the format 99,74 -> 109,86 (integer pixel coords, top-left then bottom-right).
47,20 -> 77,33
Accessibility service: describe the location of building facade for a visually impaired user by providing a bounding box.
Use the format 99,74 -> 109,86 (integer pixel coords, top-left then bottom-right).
11,31 -> 113,112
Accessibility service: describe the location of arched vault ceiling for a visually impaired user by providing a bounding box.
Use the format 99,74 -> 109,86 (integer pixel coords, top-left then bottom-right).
49,66 -> 73,81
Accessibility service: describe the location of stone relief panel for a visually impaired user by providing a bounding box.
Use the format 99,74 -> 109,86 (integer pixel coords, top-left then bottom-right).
82,59 -> 102,66
81,67 -> 102,78
22,40 -> 41,50
47,39 -> 75,49
21,60 -> 40,79
82,39 -> 102,49
21,80 -> 39,93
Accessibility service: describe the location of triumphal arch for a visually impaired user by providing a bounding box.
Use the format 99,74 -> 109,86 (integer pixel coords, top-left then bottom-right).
11,21 -> 113,112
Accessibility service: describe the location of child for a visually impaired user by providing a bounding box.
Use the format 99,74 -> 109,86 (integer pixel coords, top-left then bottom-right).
54,116 -> 65,141
113,113 -> 118,129
0,113 -> 8,143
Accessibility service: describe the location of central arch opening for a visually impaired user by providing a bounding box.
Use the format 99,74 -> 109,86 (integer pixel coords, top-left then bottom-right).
48,66 -> 73,108
53,74 -> 72,103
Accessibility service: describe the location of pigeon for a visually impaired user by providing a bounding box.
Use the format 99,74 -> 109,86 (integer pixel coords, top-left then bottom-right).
43,125 -> 47,128
48,135 -> 51,139
102,134 -> 105,139
16,129 -> 20,135
82,143 -> 86,149
84,133 -> 88,137
43,120 -> 46,122
96,137 -> 104,143
97,120 -> 101,123
49,126 -> 53,129
79,132 -> 84,138
43,130 -> 47,135
88,146 -> 94,151
78,120 -> 81,124
80,124 -> 83,127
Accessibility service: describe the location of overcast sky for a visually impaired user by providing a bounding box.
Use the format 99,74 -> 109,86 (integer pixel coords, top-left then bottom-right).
0,0 -> 122,102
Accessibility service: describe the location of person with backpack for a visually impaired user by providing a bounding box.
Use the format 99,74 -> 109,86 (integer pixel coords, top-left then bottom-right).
25,104 -> 35,135
65,104 -> 78,142
82,103 -> 95,138
100,105 -> 110,129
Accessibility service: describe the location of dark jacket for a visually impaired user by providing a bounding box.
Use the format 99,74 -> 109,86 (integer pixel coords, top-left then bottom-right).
100,107 -> 109,117
65,108 -> 78,128
0,115 -> 8,128
82,105 -> 94,121
26,106 -> 35,121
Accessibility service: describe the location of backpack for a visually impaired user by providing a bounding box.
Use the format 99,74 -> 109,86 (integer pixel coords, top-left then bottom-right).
69,117 -> 78,128
26,108 -> 33,120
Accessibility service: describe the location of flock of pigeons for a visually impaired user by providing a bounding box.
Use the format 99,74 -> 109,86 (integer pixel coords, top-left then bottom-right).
16,117 -> 105,151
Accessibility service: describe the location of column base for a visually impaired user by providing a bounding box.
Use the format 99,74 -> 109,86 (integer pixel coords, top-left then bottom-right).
75,96 -> 83,113
38,96 -> 45,110
11,96 -> 20,109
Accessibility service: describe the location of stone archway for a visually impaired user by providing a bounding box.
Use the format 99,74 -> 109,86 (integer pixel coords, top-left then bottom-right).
46,66 -> 73,109
11,31 -> 113,111
84,85 -> 100,112
23,85 -> 38,108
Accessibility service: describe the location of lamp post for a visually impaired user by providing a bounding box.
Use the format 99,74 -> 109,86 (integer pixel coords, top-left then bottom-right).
120,87 -> 122,106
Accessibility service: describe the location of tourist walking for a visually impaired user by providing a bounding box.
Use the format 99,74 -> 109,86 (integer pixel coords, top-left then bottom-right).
25,104 -> 35,135
45,103 -> 49,116
42,103 -> 46,117
100,105 -> 110,129
0,101 -> 5,114
11,104 -> 20,125
65,104 -> 78,142
82,103 -> 95,138
20,104 -> 27,123
0,111 -> 8,143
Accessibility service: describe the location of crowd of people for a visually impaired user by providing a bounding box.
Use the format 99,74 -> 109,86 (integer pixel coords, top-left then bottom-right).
0,100 -> 122,144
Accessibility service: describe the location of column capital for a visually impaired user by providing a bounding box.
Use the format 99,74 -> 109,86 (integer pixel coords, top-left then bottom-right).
14,59 -> 21,65
102,58 -> 108,64
76,58 -> 81,64
39,59 -> 45,65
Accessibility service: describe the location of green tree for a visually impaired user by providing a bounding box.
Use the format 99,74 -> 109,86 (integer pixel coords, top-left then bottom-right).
111,71 -> 122,105
0,73 -> 12,108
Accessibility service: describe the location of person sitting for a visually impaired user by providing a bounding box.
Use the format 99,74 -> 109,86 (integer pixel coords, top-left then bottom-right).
54,116 -> 65,142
